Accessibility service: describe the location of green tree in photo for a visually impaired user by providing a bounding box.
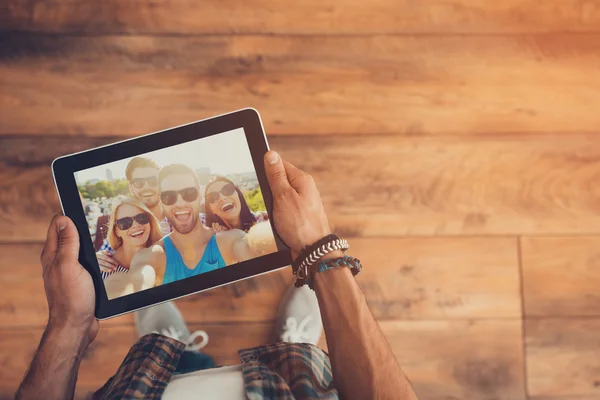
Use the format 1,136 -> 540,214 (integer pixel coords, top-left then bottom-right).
115,179 -> 129,195
244,187 -> 266,212
78,178 -> 129,200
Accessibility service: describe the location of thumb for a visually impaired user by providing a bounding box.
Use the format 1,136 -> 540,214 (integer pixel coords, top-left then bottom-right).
55,216 -> 80,262
264,151 -> 292,195
41,214 -> 61,268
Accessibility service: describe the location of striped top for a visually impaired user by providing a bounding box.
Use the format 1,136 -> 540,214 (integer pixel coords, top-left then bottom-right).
101,264 -> 129,280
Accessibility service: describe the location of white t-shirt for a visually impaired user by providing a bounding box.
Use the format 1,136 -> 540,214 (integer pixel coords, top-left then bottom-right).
162,364 -> 246,400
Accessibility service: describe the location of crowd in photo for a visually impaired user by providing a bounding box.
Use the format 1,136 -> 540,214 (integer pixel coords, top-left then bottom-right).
78,156 -> 277,299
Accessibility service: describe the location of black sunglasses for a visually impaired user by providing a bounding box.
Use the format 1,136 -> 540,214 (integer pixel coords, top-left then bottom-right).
206,183 -> 236,204
115,212 -> 150,231
131,176 -> 158,189
160,187 -> 199,206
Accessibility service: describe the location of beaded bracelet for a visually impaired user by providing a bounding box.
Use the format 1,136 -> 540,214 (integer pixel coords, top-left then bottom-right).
304,256 -> 362,290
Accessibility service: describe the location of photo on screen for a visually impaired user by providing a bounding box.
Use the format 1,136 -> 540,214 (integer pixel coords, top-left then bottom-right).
75,128 -> 278,299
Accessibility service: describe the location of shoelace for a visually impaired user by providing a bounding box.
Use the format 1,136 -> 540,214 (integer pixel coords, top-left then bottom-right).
154,326 -> 209,351
281,315 -> 313,343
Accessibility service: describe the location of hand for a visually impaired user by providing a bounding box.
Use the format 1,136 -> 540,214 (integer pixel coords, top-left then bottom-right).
212,222 -> 229,233
264,151 -> 333,258
255,210 -> 269,222
41,215 -> 99,344
97,250 -> 118,273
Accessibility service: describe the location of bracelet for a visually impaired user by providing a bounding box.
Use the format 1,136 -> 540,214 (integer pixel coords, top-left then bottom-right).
305,256 -> 362,290
299,238 -> 349,271
292,234 -> 339,274
292,234 -> 349,287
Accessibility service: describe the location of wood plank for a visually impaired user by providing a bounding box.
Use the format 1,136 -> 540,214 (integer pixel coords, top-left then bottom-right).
381,319 -> 525,400
522,237 -> 600,317
3,133 -> 600,242
2,0 -> 599,34
529,396 -> 600,400
2,33 -> 600,136
0,237 -> 519,327
354,237 -> 520,319
0,319 -> 524,400
0,136 -> 119,243
526,318 -> 600,398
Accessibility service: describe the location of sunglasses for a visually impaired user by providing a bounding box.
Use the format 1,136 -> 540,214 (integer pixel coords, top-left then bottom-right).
115,212 -> 150,231
206,183 -> 236,204
131,176 -> 158,189
160,187 -> 199,206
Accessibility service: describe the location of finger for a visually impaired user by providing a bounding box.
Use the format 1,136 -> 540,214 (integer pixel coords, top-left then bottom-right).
264,151 -> 292,195
97,254 -> 118,268
41,213 -> 62,268
98,260 -> 117,271
55,216 -> 80,264
99,264 -> 114,273
282,160 -> 308,193
102,262 -> 118,272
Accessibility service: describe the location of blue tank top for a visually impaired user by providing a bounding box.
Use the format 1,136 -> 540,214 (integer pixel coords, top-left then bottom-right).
162,234 -> 226,285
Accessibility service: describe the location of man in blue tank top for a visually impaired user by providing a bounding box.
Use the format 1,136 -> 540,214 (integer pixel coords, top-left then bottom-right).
129,164 -> 277,287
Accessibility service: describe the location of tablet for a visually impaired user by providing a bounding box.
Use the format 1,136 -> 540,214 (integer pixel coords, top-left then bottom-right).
52,108 -> 291,319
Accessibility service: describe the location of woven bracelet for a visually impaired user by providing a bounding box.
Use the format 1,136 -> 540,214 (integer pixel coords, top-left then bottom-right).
298,238 -> 349,271
292,234 -> 349,287
292,234 -> 339,274
305,256 -> 362,290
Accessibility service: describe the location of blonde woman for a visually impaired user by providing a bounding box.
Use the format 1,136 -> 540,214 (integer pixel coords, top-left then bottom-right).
98,196 -> 164,299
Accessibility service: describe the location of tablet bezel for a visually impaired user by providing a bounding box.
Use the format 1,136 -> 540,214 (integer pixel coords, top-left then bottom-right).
52,108 -> 291,320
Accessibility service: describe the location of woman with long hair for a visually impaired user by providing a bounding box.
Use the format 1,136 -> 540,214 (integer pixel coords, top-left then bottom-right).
98,196 -> 163,280
204,176 -> 268,233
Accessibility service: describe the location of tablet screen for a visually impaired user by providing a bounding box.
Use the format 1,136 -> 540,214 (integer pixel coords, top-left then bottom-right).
74,128 -> 278,299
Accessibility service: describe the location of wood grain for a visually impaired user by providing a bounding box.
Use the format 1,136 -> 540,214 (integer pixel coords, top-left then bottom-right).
2,0 -> 599,34
522,237 -> 600,317
0,319 -> 524,400
529,396 -> 600,400
3,134 -> 600,242
381,319 -> 525,400
354,237 -> 520,319
2,0 -> 596,397
526,318 -> 600,398
0,237 -> 519,327
2,33 -> 600,136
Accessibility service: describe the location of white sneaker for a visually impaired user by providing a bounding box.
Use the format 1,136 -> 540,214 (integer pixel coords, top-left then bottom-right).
134,302 -> 209,352
276,285 -> 323,345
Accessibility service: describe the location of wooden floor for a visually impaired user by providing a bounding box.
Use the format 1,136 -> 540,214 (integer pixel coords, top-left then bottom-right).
1,1 -> 600,399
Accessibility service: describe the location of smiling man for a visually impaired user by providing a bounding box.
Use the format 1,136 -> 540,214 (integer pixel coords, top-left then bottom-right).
125,157 -> 168,230
128,164 -> 277,287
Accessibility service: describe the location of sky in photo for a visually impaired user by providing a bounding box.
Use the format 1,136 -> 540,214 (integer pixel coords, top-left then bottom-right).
75,128 -> 256,184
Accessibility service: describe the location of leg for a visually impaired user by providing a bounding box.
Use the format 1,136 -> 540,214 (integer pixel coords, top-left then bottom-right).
134,302 -> 216,374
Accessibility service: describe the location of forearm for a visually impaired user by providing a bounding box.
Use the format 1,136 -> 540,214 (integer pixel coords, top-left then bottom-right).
17,323 -> 90,400
314,265 -> 418,400
105,265 -> 156,299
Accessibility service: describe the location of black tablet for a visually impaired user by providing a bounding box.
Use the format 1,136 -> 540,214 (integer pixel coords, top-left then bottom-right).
52,108 -> 291,319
